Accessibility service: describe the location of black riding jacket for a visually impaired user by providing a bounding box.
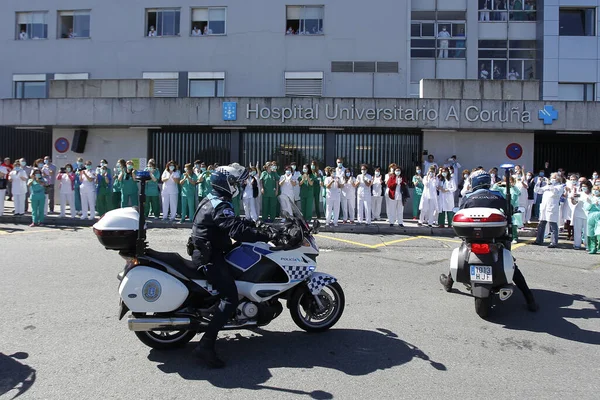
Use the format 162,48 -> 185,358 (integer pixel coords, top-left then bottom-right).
461,188 -> 512,214
191,192 -> 269,253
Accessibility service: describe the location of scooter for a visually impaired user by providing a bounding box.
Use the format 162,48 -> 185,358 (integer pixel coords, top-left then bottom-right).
446,164 -> 517,318
93,171 -> 345,349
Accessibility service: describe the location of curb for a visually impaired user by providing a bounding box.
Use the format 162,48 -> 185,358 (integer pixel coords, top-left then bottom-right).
0,215 -> 539,238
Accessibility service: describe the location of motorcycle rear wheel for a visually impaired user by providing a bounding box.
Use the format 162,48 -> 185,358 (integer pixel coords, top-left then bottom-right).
474,297 -> 491,319
134,330 -> 197,350
289,282 -> 345,333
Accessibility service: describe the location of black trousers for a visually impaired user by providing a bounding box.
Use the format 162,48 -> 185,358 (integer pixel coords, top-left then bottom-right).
194,252 -> 239,342
513,265 -> 535,303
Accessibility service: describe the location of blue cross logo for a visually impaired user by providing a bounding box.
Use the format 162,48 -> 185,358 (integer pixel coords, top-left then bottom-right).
538,105 -> 558,125
222,102 -> 237,121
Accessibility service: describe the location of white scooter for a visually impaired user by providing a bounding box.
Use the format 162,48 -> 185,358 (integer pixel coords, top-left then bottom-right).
93,172 -> 345,349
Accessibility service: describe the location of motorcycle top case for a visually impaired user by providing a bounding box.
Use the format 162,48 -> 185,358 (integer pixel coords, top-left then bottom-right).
93,207 -> 143,251
452,207 -> 507,240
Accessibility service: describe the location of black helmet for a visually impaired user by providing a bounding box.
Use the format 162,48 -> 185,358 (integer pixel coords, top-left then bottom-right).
210,163 -> 249,197
470,170 -> 491,191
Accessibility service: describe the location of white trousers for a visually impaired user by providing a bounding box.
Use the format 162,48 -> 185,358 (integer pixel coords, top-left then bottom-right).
60,192 -> 76,217
341,194 -> 355,221
573,217 -> 587,248
525,199 -> 534,223
387,199 -> 404,225
279,194 -> 294,218
162,192 -> 178,220
326,197 -> 340,225
80,190 -> 96,219
13,193 -> 25,214
372,196 -> 382,220
357,195 -> 372,224
0,189 -> 5,216
480,11 -> 490,21
243,197 -> 258,222
420,202 -> 437,225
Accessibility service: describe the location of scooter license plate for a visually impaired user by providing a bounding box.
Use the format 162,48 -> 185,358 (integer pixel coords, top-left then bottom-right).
470,265 -> 493,282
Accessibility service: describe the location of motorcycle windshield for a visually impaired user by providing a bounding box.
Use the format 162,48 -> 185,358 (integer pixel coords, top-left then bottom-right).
281,200 -> 305,220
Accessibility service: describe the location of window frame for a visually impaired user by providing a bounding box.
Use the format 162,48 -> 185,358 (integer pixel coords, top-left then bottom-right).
13,74 -> 47,99
15,11 -> 49,40
559,8 -> 596,37
478,0 -> 537,22
57,10 -> 91,39
285,5 -> 325,36
190,7 -> 227,36
558,83 -> 595,101
477,39 -> 536,80
410,20 -> 467,59
146,8 -> 181,38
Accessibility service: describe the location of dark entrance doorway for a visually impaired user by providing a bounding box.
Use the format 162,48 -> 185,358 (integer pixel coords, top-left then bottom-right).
534,132 -> 600,176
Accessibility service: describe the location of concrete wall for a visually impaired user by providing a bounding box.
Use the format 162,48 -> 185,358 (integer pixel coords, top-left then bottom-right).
1,0 -> 410,99
52,128 -> 148,170
420,79 -> 540,100
50,80 -> 153,98
422,130 -> 535,173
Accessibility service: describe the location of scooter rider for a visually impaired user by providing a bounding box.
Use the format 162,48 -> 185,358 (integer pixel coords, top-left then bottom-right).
190,163 -> 277,368
439,170 -> 539,312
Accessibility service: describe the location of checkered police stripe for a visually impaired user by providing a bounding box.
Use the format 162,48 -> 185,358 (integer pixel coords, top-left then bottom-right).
307,274 -> 337,295
283,265 -> 313,281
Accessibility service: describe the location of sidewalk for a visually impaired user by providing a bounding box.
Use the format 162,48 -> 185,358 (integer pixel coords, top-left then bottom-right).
0,199 -> 539,238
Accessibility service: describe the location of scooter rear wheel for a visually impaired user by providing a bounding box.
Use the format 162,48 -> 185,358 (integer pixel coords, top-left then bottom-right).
474,297 -> 491,319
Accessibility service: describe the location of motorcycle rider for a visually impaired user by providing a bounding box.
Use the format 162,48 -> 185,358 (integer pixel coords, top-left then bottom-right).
190,163 -> 276,368
439,170 -> 539,312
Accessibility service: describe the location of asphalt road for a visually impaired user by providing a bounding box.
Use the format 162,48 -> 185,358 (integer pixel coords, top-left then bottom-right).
1,225 -> 599,400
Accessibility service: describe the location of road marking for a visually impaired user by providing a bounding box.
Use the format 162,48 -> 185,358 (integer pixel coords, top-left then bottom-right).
511,239 -> 536,250
373,237 -> 420,248
315,234 -> 380,249
416,236 -> 461,244
0,229 -> 47,235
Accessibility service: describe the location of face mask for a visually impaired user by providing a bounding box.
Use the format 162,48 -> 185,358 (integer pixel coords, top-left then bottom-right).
550,179 -> 557,184
345,172 -> 351,177
395,171 -> 401,176
116,166 -> 121,171
77,161 -> 83,167
526,175 -> 532,179
332,173 -> 336,178
594,174 -> 598,179
375,172 -> 380,176
303,168 -> 308,173
570,180 -> 577,185
100,163 -> 106,167
85,165 -> 92,170
464,174 -> 468,179
337,163 -> 343,168
250,171 -> 256,176
361,170 -> 366,174
15,167 -> 21,171
291,165 -> 296,170
594,190 -> 600,196
37,163 -> 43,168
66,167 -> 72,172
582,187 -> 589,193
416,170 -> 421,174
285,170 -> 292,176
169,165 -> 175,171
442,172 -> 448,177
311,165 -> 316,170
490,173 -> 495,178
557,172 -> 562,176
35,173 -> 41,178
44,160 -> 49,165
21,160 -> 26,166
271,166 -> 277,172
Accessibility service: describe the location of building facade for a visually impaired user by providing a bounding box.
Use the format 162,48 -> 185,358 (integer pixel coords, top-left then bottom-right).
1,0 -> 600,177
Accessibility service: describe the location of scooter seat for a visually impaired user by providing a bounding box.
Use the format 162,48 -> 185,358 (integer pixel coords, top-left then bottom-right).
144,249 -> 207,280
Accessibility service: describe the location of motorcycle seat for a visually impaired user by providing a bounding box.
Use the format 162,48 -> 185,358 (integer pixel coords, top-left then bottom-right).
144,249 -> 207,280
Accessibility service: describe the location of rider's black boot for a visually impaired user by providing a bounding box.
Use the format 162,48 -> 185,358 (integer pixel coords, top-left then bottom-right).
439,273 -> 454,292
194,336 -> 225,369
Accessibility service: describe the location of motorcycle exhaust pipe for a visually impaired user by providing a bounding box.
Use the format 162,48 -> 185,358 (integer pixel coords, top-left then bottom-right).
127,317 -> 191,331
498,287 -> 513,301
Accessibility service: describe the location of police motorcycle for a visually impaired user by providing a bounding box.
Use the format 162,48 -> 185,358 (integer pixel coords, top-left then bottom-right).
446,164 -> 518,318
92,170 -> 345,349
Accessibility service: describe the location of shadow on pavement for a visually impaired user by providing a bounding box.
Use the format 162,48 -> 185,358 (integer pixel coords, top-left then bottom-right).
488,289 -> 600,345
0,352 -> 36,399
147,328 -> 446,399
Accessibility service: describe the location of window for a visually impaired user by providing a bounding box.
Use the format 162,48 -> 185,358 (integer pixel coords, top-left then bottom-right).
191,8 -> 226,35
411,22 -> 466,59
13,74 -> 47,99
478,0 -> 536,22
188,72 -> 225,97
559,8 -> 595,36
286,6 -> 324,35
146,9 -> 180,37
284,72 -> 323,97
16,12 -> 48,40
58,10 -> 90,38
478,40 -> 535,80
143,72 -> 179,97
558,83 -> 595,101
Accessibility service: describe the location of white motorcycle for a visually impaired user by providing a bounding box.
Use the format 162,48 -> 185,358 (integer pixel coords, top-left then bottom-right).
93,172 -> 345,349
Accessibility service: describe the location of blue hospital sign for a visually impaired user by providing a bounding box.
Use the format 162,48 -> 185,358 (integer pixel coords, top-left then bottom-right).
222,102 -> 237,121
538,105 -> 558,125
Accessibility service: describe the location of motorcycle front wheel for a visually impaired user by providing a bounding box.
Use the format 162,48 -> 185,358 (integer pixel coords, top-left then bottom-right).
289,282 -> 345,333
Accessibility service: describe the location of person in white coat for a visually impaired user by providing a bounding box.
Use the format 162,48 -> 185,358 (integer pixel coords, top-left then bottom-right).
324,168 -> 342,226
79,161 -> 97,220
570,178 -> 590,250
371,167 -> 384,221
384,163 -> 398,224
386,167 -> 405,227
290,162 -> 301,208
436,167 -> 456,227
419,166 -> 439,227
0,163 -> 8,216
57,164 -> 76,218
161,161 -> 181,221
8,160 -> 28,215
278,166 -> 297,219
534,173 -> 565,248
340,169 -> 356,223
355,164 -> 372,225
242,167 -> 259,222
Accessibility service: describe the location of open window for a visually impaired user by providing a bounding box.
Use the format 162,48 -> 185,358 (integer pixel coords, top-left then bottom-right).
286,6 -> 324,35
146,9 -> 181,37
58,10 -> 91,38
16,12 -> 48,40
191,8 -> 226,36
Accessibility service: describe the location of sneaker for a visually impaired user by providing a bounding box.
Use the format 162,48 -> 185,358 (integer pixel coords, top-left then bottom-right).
399,224 -> 404,228
512,240 -> 518,244
417,222 -> 423,227
412,217 -> 417,220
29,223 -> 35,227
390,224 -> 394,227
548,244 -> 557,249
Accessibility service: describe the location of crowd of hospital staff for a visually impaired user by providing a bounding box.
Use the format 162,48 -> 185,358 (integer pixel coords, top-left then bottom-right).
2,153 -> 600,254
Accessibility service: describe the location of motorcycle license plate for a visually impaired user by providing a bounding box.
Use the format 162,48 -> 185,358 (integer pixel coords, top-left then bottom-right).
470,265 -> 493,282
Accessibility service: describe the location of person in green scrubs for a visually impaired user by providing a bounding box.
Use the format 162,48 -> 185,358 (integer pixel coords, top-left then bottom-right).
412,168 -> 423,220
299,163 -> 314,220
309,161 -> 323,219
180,163 -> 197,223
260,162 -> 279,222
28,168 -> 47,226
96,159 -> 113,216
492,176 -> 521,243
144,159 -> 161,218
112,160 -> 124,209
197,164 -> 213,202
119,160 -> 139,207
